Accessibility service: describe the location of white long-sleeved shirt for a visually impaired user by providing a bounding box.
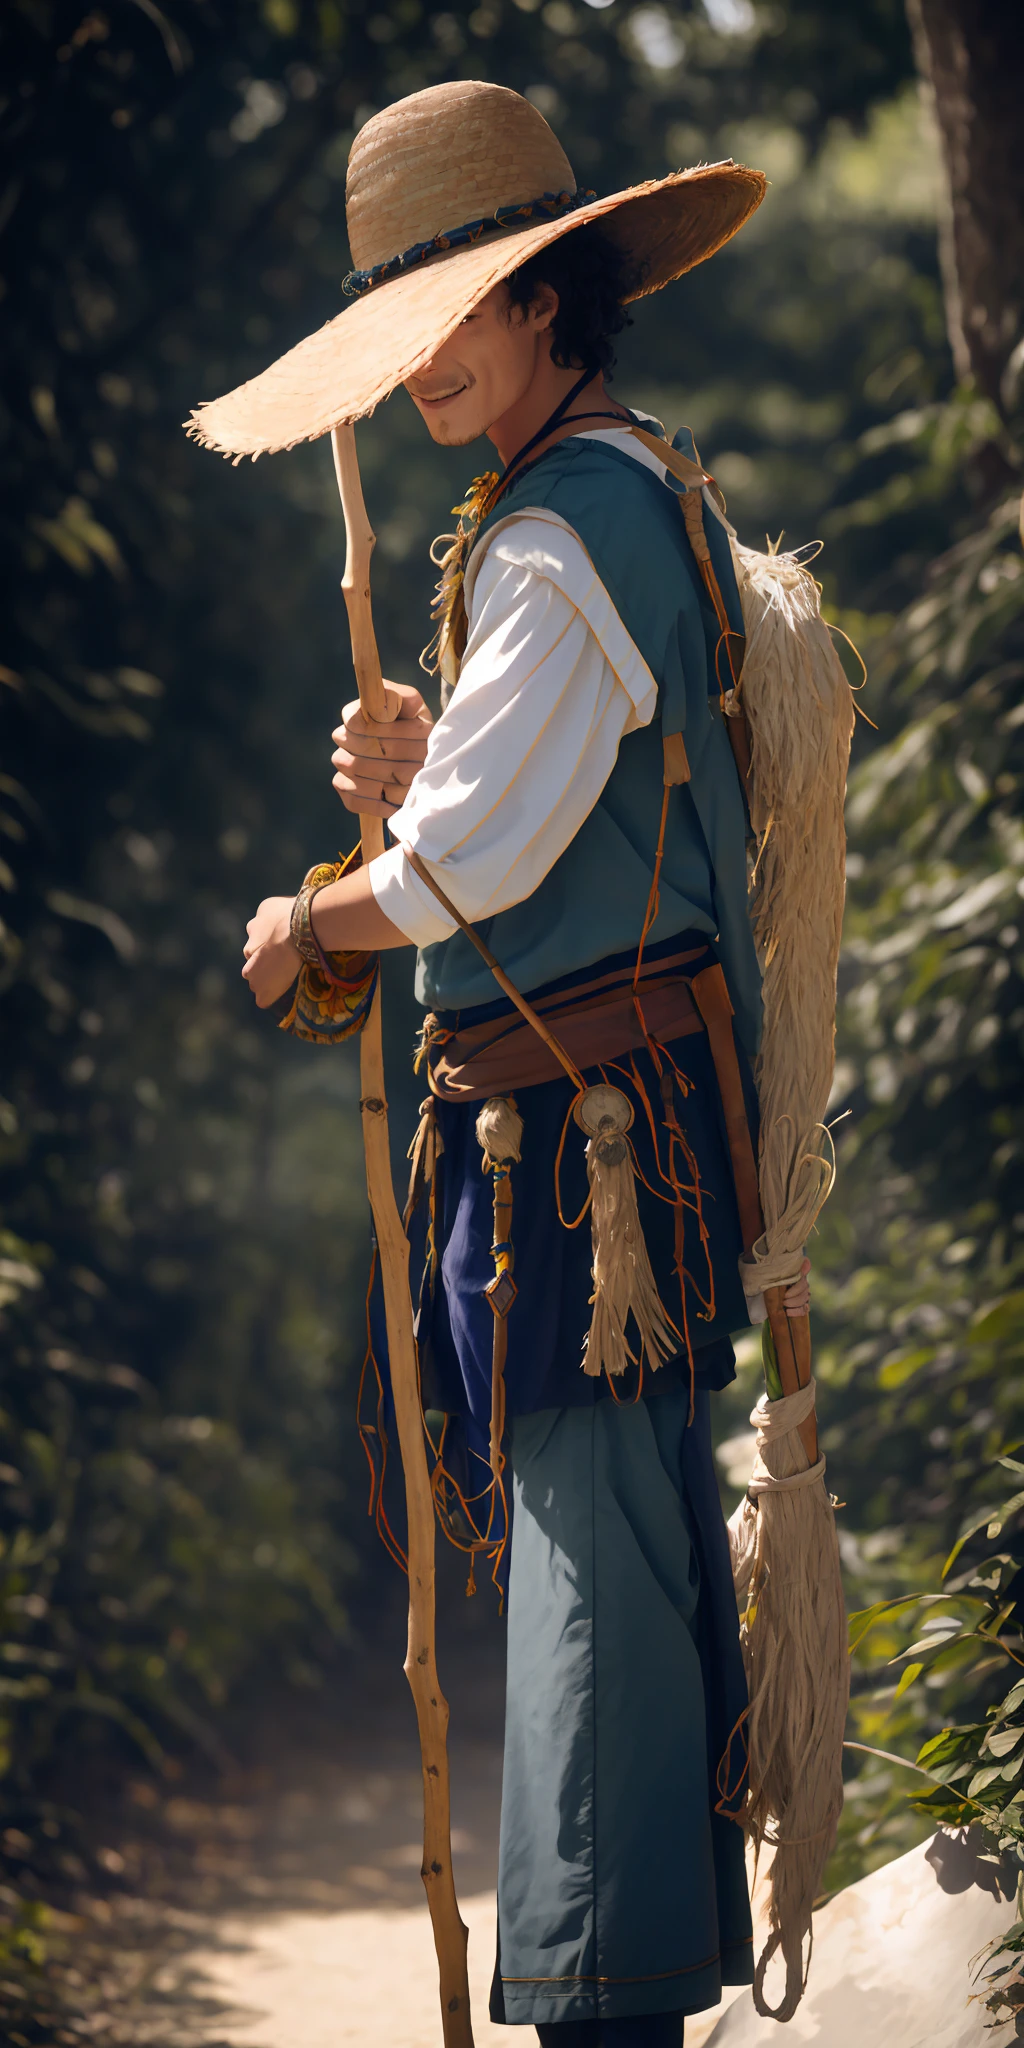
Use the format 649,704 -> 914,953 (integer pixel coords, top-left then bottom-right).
368,430 -> 670,947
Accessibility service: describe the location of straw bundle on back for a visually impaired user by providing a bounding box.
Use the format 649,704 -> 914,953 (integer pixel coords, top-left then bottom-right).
734,539 -> 852,1295
726,539 -> 856,2020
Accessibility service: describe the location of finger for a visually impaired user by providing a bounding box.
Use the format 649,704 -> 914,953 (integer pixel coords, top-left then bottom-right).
333,767 -> 387,799
339,699 -> 393,738
339,685 -> 431,732
333,729 -> 428,763
333,764 -> 413,801
363,754 -> 420,787
335,784 -> 400,819
341,704 -> 420,743
335,720 -> 428,757
346,680 -> 428,722
387,682 -> 431,722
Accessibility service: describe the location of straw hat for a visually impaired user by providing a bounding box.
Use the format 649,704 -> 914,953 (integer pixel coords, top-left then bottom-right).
188,80 -> 765,459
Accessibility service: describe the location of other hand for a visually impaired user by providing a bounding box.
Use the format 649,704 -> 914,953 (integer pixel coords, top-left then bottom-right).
242,895 -> 301,1009
332,681 -> 433,819
784,1256 -> 812,1319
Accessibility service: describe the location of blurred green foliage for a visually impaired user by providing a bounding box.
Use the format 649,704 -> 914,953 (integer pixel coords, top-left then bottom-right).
2,0 -> 1022,1986
842,1458 -> 1024,2022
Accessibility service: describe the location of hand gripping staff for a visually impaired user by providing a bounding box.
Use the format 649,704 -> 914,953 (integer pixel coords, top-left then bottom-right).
331,423 -> 474,2048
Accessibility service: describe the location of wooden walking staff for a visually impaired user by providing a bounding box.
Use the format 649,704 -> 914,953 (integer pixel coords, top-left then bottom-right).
331,422 -> 474,2048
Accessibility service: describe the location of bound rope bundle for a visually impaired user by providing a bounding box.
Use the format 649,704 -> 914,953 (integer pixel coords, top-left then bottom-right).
725,535 -> 856,2020
728,1383 -> 847,2021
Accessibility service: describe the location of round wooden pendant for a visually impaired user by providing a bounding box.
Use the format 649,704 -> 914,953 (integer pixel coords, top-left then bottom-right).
573,1083 -> 634,1140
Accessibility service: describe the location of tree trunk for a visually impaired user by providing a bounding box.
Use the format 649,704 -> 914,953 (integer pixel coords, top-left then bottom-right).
907,0 -> 1024,414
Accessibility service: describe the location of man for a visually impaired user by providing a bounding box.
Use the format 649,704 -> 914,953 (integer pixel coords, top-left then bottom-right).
225,80 -> 809,2047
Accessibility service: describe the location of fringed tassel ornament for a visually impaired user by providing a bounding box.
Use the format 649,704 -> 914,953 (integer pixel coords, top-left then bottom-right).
728,1378 -> 848,2021
575,1085 -> 678,1379
476,1097 -> 523,1480
404,1095 -> 444,1230
423,470 -> 501,703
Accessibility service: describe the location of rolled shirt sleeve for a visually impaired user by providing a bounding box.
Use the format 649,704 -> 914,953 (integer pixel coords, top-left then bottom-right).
368,512 -> 658,946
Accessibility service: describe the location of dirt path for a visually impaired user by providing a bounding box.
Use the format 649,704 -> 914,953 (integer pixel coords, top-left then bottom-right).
184,1892 -> 743,2048
46,1589 -> 1010,2048
44,1600 -> 743,2045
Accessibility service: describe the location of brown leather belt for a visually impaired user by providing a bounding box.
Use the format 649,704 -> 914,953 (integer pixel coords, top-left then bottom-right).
425,943 -> 710,1101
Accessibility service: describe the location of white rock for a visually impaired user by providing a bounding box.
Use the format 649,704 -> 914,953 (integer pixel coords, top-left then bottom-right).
706,1829 -> 1019,2048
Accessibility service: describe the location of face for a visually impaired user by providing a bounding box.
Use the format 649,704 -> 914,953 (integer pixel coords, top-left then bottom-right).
404,280 -> 558,446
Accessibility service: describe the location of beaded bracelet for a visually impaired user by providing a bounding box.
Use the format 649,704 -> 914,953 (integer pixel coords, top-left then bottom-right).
290,862 -> 344,982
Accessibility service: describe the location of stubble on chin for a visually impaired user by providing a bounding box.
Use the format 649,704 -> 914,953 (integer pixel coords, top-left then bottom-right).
426,416 -> 481,448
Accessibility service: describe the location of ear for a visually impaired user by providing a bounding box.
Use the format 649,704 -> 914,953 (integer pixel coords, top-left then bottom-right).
527,280 -> 559,333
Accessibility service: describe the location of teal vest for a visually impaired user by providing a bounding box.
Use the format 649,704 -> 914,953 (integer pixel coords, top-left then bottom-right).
415,429 -> 763,1056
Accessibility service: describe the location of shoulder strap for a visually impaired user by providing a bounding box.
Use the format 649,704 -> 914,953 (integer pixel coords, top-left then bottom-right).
624,422 -> 754,799
624,422 -> 708,494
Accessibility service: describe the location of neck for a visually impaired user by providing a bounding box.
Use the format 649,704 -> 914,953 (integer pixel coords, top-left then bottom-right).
486,360 -> 628,469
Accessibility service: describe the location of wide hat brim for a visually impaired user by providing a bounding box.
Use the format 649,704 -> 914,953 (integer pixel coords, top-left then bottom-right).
187,161 -> 765,460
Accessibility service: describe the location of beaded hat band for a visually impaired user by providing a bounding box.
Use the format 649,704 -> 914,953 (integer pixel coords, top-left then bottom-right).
342,186 -> 597,300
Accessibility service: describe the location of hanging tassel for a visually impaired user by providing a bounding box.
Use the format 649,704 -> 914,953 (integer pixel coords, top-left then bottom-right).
404,1095 -> 443,1227
575,1084 -> 678,1378
476,1097 -> 523,1481
423,469 -> 501,700
727,1375 -> 848,2022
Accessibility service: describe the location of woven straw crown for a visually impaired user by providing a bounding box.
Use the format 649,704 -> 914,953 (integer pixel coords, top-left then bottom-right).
188,81 -> 766,459
346,82 -> 576,275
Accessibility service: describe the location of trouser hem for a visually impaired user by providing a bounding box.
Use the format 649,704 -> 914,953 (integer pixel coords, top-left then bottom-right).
497,1954 -> 730,2024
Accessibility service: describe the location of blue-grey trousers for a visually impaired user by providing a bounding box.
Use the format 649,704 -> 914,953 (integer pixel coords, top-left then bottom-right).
490,1387 -> 753,2028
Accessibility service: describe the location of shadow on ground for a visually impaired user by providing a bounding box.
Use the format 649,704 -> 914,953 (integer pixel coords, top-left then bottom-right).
17,1553 -> 507,2046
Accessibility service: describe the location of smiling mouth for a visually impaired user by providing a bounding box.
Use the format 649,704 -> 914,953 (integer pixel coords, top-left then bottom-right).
414,384 -> 469,407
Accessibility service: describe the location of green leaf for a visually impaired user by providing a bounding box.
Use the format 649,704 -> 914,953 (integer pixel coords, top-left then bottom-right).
895,1661 -> 924,1698
899,1622 -> 963,1660
878,1345 -> 934,1389
761,1319 -> 783,1401
968,1765 -> 1006,1797
984,1725 -> 1024,1758
944,1493 -> 1024,1578
918,1727 -> 978,1769
987,1490 -> 1024,1541
969,1294 -> 1024,1344
848,1593 -> 937,1653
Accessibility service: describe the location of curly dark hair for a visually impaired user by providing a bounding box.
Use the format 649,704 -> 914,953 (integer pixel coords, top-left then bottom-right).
503,225 -> 644,376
